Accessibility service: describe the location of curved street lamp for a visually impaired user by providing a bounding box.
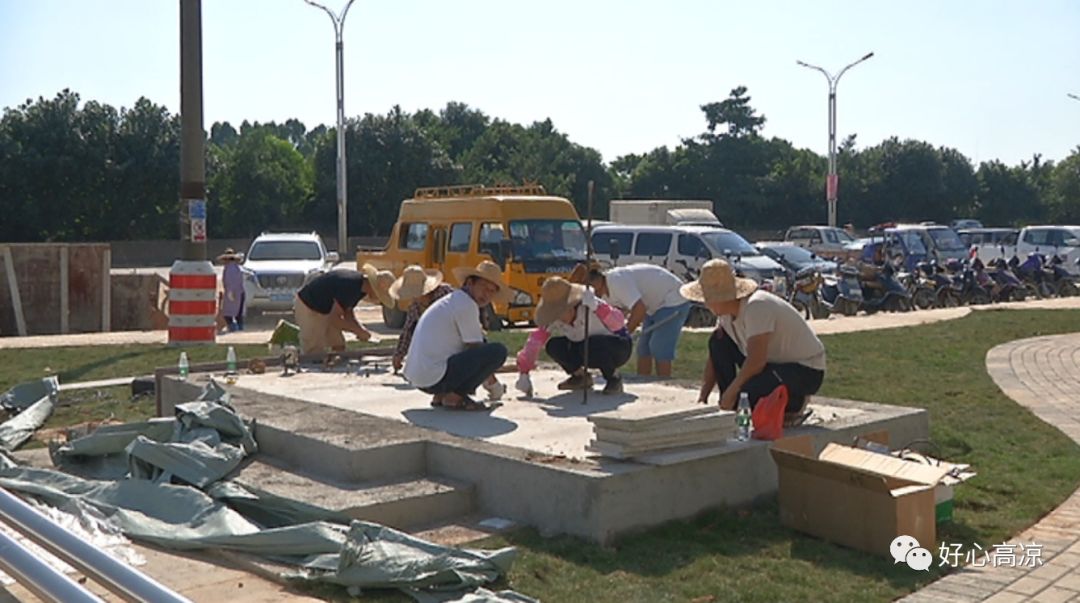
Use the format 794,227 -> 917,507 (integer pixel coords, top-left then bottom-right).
304,0 -> 356,259
797,52 -> 874,227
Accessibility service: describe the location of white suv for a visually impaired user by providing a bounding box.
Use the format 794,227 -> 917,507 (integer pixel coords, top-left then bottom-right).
242,232 -> 340,312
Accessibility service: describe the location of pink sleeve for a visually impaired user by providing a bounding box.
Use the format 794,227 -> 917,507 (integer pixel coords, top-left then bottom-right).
594,302 -> 626,332
516,327 -> 551,373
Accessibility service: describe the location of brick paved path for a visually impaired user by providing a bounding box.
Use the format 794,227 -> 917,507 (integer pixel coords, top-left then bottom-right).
903,333 -> 1080,602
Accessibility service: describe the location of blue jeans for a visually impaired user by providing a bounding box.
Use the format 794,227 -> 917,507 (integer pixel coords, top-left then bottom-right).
638,302 -> 691,361
421,343 -> 508,397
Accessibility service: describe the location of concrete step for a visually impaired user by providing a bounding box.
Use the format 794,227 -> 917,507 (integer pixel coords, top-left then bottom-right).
233,457 -> 474,530
410,514 -> 520,547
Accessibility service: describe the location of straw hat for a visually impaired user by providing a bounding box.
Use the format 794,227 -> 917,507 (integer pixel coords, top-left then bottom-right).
216,248 -> 243,263
534,277 -> 586,327
360,263 -> 396,308
451,260 -> 512,303
389,265 -> 444,310
679,259 -> 758,304
568,260 -> 603,285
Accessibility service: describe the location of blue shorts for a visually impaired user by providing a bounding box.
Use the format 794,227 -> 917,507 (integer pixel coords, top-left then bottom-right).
637,302 -> 691,361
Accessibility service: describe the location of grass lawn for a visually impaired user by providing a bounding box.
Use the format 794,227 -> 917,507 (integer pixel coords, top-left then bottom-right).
1,309 -> 1079,602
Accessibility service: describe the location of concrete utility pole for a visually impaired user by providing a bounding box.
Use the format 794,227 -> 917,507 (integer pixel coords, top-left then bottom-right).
179,0 -> 207,261
304,0 -> 356,256
169,0 -> 217,345
797,52 -> 874,227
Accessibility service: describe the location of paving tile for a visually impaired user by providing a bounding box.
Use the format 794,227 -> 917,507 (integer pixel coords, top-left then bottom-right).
1005,575 -> 1050,596
1055,573 -> 1080,592
981,591 -> 1028,603
1035,586 -> 1079,603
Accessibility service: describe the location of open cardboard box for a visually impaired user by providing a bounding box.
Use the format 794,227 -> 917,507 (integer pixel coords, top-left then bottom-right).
770,434 -> 961,557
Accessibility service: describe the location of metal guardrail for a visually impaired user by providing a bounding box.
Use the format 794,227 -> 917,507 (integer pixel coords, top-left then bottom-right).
0,527 -> 104,603
0,487 -> 191,603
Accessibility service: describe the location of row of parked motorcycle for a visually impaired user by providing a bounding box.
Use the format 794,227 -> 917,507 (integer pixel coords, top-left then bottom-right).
782,252 -> 1080,320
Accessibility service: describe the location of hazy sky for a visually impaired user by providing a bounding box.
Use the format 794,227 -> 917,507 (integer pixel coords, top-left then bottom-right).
2,0 -> 1078,166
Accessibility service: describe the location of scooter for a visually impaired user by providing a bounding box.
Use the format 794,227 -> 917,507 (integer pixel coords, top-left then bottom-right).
821,263 -> 863,316
1047,254 -> 1079,297
917,260 -> 960,308
858,261 -> 913,313
980,257 -> 1025,302
789,266 -> 830,320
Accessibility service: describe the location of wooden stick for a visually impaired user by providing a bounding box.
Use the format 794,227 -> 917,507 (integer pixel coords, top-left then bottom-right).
2,246 -> 27,336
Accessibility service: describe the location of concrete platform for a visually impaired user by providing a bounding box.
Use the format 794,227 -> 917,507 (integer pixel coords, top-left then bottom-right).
159,368 -> 928,544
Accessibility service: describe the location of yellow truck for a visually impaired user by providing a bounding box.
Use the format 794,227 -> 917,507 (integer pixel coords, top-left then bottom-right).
356,184 -> 587,329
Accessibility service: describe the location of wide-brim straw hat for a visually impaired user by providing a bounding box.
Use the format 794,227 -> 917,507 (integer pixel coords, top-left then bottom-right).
390,265 -> 444,310
360,263 -> 396,308
452,260 -> 512,303
679,259 -> 758,304
568,260 -> 604,285
216,248 -> 243,263
534,277 -> 586,327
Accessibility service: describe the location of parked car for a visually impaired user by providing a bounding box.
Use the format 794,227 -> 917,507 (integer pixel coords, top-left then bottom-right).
783,225 -> 858,259
958,227 -> 1018,249
873,223 -> 968,267
591,224 -> 784,285
756,242 -> 838,275
243,232 -> 340,312
970,225 -> 1080,274
950,218 -> 984,230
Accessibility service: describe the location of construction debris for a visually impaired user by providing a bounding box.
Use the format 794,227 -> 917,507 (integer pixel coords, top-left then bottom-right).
586,405 -> 736,460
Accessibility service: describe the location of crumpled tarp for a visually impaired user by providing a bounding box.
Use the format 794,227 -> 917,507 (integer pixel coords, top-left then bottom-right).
0,466 -> 519,593
53,381 -> 256,488
2,380 -> 533,600
0,376 -> 58,412
0,376 -> 58,451
410,589 -> 540,603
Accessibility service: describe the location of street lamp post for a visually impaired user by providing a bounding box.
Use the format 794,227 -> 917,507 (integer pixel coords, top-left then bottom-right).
304,0 -> 356,257
797,52 -> 874,227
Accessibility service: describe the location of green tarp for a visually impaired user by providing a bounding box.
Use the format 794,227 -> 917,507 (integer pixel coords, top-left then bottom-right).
0,376 -> 58,451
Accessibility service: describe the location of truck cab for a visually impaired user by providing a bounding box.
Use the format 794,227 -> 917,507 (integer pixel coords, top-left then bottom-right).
356,184 -> 586,328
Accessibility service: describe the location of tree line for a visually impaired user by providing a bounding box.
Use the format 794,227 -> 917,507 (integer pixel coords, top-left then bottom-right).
1,87 -> 1078,243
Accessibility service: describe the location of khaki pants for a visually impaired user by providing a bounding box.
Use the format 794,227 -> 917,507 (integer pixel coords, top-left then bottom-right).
293,295 -> 346,355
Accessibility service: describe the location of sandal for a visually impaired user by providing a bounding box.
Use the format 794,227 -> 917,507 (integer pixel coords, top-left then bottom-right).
442,395 -> 487,411
430,394 -> 445,408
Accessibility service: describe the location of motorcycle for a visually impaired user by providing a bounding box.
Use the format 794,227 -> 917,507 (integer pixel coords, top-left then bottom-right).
821,263 -> 864,316
980,257 -> 1025,302
789,266 -> 830,320
1047,254 -> 1079,297
945,259 -> 991,305
1010,252 -> 1056,299
858,261 -> 913,313
916,260 -> 960,308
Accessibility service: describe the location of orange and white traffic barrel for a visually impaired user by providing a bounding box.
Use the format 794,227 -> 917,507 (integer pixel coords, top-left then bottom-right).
168,259 -> 217,345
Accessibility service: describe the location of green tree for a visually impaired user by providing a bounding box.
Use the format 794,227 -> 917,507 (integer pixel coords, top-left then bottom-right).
210,129 -> 313,237
1047,148 -> 1080,222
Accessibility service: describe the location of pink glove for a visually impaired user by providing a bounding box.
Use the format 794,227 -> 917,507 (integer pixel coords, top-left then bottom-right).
594,302 -> 626,333
515,327 -> 551,373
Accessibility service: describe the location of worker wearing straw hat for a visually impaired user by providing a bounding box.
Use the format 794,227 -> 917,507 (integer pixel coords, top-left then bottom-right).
515,276 -> 632,396
293,264 -> 394,355
216,248 -> 246,332
685,259 -> 825,419
388,265 -> 454,373
403,260 -> 510,410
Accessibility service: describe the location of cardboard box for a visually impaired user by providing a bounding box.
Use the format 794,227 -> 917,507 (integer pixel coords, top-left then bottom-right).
770,435 -> 952,557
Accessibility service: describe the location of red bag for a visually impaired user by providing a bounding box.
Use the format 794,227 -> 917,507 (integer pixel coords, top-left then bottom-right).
751,384 -> 788,441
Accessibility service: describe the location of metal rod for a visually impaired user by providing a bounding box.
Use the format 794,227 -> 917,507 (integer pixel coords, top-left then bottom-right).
0,525 -> 104,603
0,488 -> 191,603
796,51 -> 874,227
582,180 -> 595,405
304,0 -> 356,259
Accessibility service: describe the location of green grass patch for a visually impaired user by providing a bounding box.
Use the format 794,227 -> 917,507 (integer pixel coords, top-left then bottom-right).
2,309 -> 1079,601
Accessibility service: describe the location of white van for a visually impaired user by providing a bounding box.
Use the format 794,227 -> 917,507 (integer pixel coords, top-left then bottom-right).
590,224 -> 785,284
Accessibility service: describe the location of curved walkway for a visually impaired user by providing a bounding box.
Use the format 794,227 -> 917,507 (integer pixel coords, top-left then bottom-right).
904,333 -> 1080,603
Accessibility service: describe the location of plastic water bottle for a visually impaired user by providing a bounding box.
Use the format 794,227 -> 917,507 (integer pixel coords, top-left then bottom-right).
178,352 -> 190,381
736,393 -> 751,441
226,346 -> 237,373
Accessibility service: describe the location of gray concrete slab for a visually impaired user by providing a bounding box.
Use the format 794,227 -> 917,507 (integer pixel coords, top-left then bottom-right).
229,367 -> 870,459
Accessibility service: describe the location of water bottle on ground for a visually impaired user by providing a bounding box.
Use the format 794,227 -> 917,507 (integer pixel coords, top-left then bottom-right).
736,392 -> 751,441
226,346 -> 238,384
178,352 -> 190,381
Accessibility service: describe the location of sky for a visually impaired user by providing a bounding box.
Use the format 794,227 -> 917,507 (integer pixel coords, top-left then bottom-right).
2,0 -> 1079,166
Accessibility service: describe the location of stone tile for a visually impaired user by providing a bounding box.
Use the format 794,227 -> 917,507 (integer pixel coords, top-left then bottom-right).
1055,575 -> 1080,592
1035,587 -> 1078,603
1005,575 -> 1050,596
1029,561 -> 1073,582
981,592 -> 1028,603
